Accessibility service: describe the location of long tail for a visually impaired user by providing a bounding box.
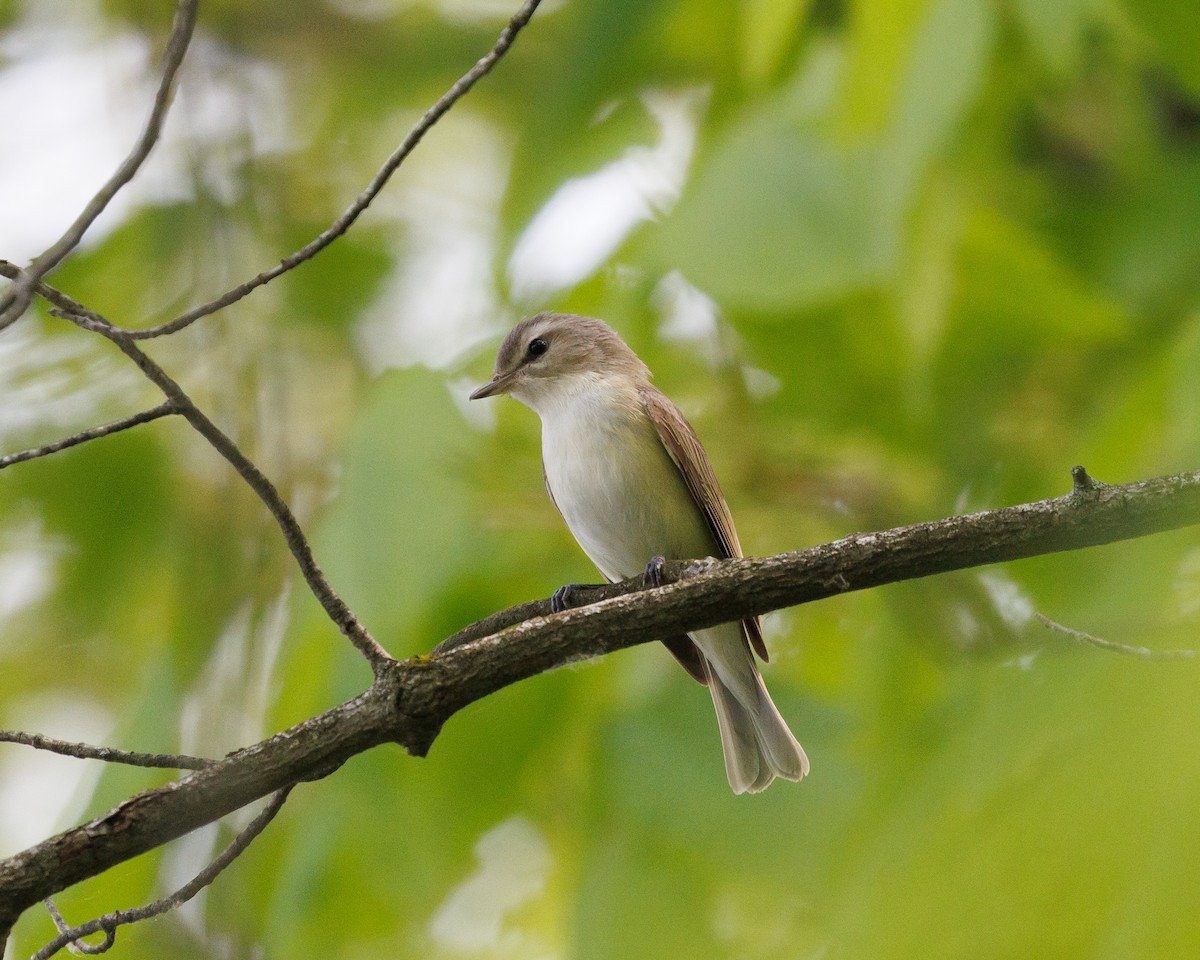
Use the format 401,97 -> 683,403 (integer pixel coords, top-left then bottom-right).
694,626 -> 809,794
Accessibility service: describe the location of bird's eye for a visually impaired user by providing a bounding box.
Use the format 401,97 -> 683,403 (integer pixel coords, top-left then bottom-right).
527,337 -> 548,358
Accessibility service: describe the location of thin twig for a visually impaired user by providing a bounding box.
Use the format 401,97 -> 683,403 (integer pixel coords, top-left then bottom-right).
94,328 -> 395,669
0,262 -> 112,329
0,731 -> 211,771
33,786 -> 293,960
0,403 -> 178,471
4,288 -> 392,671
1035,613 -> 1197,660
0,0 -> 199,331
109,0 -> 543,340
0,259 -> 391,668
44,899 -> 113,956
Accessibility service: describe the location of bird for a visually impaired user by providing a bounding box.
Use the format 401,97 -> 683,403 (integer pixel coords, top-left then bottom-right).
469,312 -> 808,793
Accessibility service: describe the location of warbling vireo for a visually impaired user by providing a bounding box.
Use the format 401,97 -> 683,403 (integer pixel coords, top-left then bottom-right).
470,312 -> 808,793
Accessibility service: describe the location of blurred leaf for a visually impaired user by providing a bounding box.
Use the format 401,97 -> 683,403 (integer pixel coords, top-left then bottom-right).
953,205 -> 1127,341
1010,0 -> 1105,76
1124,0 -> 1200,95
839,0 -> 929,138
739,0 -> 812,88
658,83 -> 892,310
880,0 -> 996,213
279,226 -> 392,331
313,367 -> 474,652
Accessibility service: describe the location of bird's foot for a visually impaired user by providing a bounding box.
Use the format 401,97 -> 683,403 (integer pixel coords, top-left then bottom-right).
642,555 -> 668,589
550,582 -> 601,614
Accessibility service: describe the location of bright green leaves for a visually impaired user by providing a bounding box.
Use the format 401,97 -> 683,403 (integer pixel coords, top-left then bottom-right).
659,103 -> 889,310
882,0 -> 995,207
954,205 -> 1127,341
311,367 -> 475,652
659,0 -> 996,312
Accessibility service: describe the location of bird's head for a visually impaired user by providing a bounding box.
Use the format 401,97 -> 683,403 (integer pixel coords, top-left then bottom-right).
469,312 -> 650,410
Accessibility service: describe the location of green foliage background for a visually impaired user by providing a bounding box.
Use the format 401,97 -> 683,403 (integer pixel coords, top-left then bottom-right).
2,0 -> 1199,956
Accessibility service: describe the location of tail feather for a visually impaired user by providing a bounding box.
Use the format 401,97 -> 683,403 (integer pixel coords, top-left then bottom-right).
696,626 -> 809,794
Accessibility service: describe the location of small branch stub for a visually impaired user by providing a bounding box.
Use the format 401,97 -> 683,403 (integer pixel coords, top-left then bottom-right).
1071,465 -> 1107,495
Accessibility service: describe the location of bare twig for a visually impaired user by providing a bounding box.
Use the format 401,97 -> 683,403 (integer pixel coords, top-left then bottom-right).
0,261 -> 392,671
1035,613 -> 1197,660
0,403 -> 178,471
43,899 -> 113,956
92,327 -> 395,669
0,731 -> 211,771
106,0 -> 543,340
33,787 -> 293,960
0,0 -> 199,331
0,262 -> 120,330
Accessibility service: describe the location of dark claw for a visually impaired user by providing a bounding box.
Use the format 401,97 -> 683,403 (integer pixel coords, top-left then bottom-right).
642,555 -> 668,589
550,583 -> 583,614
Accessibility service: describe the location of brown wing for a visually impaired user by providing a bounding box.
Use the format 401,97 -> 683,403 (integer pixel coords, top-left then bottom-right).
639,385 -> 769,662
545,455 -> 708,682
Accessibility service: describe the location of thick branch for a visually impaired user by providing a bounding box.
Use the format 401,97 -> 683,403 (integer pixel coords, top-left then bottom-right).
0,687 -> 392,938
2,467 -> 1196,936
0,0 -> 199,330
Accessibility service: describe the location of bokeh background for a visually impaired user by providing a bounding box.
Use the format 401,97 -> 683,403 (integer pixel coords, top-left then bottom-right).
2,0 -> 1199,956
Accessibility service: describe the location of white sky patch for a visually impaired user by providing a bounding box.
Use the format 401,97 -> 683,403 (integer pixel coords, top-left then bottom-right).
0,695 -> 113,856
978,571 -> 1034,631
160,821 -> 221,938
0,324 -> 145,449
507,88 -> 706,303
655,270 -> 720,344
653,271 -> 781,399
742,365 -> 782,400
1172,547 -> 1200,619
164,586 -> 290,941
429,816 -> 554,957
0,518 -> 65,624
446,376 -> 498,432
953,485 -> 975,515
1003,650 -> 1040,671
354,112 -> 513,373
0,0 -> 288,260
950,601 -> 981,648
179,587 -> 290,763
760,610 -> 792,646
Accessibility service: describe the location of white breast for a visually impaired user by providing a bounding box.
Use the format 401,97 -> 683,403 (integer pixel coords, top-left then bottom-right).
535,376 -> 716,582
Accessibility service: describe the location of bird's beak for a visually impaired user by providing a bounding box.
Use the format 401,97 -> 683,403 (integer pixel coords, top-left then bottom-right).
469,371 -> 516,400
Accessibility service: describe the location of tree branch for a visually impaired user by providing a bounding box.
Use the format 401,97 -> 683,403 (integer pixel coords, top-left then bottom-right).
1036,613 -> 1197,660
0,0 -> 199,331
0,732 -> 211,771
33,786 -> 292,959
0,260 -> 393,672
2,467 -> 1196,938
90,322 -> 395,671
0,404 -> 178,471
106,0 -> 544,340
